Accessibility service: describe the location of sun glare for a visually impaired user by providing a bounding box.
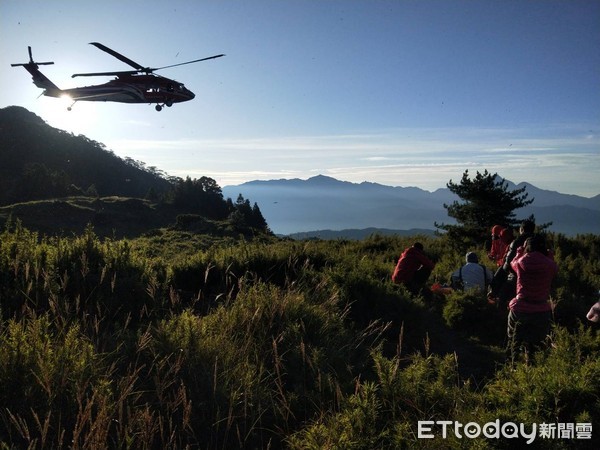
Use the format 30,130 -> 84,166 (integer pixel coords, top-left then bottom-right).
38,97 -> 100,137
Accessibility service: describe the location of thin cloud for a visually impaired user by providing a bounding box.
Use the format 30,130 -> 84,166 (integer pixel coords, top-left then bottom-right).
105,125 -> 599,197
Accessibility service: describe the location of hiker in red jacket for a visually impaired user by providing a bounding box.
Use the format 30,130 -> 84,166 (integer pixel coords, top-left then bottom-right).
488,226 -> 514,267
392,242 -> 435,296
506,234 -> 558,363
488,225 -> 507,266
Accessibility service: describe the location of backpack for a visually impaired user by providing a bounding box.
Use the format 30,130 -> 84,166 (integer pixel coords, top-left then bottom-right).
452,264 -> 489,292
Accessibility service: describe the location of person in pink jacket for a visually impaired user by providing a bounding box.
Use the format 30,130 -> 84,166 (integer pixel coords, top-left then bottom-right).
506,234 -> 558,363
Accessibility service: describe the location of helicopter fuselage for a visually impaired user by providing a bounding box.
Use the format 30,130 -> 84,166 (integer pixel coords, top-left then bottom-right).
50,74 -> 195,106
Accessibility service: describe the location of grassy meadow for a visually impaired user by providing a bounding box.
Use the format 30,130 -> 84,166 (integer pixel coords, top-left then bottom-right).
1,221 -> 599,449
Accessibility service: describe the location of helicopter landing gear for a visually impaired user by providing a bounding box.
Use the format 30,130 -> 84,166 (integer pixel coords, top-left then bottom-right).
155,101 -> 173,111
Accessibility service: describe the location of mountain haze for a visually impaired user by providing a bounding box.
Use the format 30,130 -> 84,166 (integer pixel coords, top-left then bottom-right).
223,175 -> 600,236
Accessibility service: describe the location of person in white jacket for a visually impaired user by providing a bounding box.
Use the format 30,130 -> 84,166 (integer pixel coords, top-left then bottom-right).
587,300 -> 600,322
451,252 -> 494,293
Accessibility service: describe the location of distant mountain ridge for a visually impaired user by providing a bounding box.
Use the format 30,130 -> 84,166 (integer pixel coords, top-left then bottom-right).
288,228 -> 437,240
223,175 -> 600,236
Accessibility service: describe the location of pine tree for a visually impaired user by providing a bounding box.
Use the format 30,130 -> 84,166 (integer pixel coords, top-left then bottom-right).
251,202 -> 270,232
229,195 -> 270,233
435,169 -> 534,248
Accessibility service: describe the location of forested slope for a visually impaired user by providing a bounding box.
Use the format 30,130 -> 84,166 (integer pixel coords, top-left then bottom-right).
0,106 -> 270,238
0,106 -> 172,205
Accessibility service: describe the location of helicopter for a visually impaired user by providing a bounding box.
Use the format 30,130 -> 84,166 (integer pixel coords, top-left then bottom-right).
12,42 -> 224,111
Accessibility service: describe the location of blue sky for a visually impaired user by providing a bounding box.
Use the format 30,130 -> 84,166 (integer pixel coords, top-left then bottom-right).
1,0 -> 599,196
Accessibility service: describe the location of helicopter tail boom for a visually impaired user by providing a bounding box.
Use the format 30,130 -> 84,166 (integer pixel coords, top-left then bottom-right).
12,46 -> 60,94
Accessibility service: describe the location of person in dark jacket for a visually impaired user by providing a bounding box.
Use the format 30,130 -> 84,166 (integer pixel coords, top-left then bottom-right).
489,219 -> 535,306
392,242 -> 435,296
506,234 -> 558,363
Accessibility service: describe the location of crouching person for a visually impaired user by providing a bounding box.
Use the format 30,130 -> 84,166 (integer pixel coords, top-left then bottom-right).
392,242 -> 435,298
450,252 -> 493,293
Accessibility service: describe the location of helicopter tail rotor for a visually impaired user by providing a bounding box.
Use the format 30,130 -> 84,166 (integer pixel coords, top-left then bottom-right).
11,46 -> 59,92
11,46 -> 54,68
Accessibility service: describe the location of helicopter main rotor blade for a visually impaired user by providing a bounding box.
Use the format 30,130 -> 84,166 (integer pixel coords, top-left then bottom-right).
72,70 -> 138,78
89,42 -> 146,71
78,44 -> 224,77
153,54 -> 225,71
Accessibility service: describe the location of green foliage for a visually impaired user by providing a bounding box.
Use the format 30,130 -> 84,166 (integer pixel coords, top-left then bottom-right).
436,169 -> 534,250
170,176 -> 229,219
0,316 -> 97,449
0,224 -> 599,448
442,290 -> 505,344
155,282 -> 361,447
288,352 -> 475,449
485,325 -> 600,425
290,326 -> 600,449
228,194 -> 271,234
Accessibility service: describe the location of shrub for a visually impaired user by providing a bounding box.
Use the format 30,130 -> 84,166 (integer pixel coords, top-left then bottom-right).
287,350 -> 476,449
0,315 -> 97,448
442,290 -> 505,344
484,325 -> 600,424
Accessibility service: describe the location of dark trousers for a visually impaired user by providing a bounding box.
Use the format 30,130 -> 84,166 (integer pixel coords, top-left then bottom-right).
498,276 -> 516,309
405,267 -> 432,297
506,309 -> 552,363
490,268 -> 516,309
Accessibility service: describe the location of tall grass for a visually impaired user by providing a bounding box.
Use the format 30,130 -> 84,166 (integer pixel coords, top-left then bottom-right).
1,224 -> 599,448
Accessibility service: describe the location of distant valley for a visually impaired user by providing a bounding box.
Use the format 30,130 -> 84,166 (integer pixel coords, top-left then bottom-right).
223,175 -> 600,236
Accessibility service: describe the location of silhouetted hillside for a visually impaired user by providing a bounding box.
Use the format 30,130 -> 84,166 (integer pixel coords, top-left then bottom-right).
0,106 -> 172,205
0,106 -> 270,238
